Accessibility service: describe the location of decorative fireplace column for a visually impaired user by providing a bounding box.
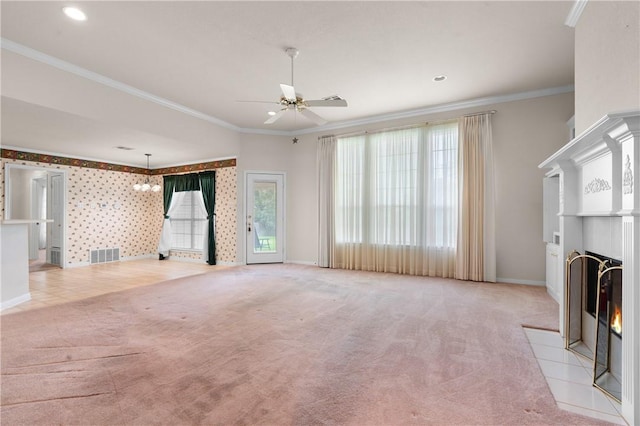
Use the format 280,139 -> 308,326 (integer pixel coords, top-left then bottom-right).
616,115 -> 640,425
539,110 -> 639,426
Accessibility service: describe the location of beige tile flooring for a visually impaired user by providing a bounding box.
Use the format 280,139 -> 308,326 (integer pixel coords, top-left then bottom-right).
524,327 -> 626,425
2,259 -> 227,315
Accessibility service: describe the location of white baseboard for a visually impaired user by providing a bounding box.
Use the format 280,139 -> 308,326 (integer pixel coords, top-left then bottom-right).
285,260 -> 317,266
497,277 -> 546,286
165,257 -> 239,266
1,293 -> 31,311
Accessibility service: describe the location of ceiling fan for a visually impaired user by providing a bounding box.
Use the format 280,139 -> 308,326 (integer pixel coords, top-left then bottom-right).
248,47 -> 348,125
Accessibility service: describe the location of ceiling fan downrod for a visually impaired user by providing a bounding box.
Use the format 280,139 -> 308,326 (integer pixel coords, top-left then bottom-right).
285,47 -> 299,87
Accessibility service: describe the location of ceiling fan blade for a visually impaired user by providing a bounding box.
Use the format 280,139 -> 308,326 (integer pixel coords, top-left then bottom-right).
280,84 -> 297,102
299,108 -> 328,126
304,99 -> 348,107
264,109 -> 287,124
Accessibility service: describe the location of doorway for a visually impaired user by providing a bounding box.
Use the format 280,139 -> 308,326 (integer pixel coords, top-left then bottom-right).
246,172 -> 284,264
5,164 -> 66,269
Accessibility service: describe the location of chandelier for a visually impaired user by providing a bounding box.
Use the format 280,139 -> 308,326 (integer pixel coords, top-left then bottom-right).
133,154 -> 161,192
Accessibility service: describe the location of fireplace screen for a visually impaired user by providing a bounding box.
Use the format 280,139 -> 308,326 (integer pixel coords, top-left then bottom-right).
594,264 -> 623,402
565,251 -> 609,359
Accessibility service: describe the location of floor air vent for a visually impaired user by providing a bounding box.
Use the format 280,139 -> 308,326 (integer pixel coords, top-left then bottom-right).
90,248 -> 120,264
50,248 -> 61,266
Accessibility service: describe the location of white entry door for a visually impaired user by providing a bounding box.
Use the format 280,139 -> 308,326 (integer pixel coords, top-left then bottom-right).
29,177 -> 47,260
246,173 -> 284,264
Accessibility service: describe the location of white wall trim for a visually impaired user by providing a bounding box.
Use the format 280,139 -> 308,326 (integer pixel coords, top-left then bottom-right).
2,38 -> 574,140
0,293 -> 31,311
497,277 -> 546,286
285,260 -> 317,266
1,37 -> 241,133
565,0 -> 589,28
299,85 -> 575,136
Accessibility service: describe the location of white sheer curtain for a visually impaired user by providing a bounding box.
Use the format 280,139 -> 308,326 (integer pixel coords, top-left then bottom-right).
157,190 -> 208,260
333,123 -> 458,277
158,191 -> 186,257
455,113 -> 496,282
317,135 -> 337,267
193,190 -> 209,263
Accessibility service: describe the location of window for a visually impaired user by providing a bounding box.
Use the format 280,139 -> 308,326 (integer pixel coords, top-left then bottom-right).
170,191 -> 207,250
335,122 -> 458,249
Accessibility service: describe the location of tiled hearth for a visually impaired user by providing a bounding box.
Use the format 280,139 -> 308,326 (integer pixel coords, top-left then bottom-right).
524,327 -> 625,425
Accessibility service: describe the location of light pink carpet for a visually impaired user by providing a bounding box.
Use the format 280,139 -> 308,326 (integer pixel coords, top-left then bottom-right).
1,264 -> 609,425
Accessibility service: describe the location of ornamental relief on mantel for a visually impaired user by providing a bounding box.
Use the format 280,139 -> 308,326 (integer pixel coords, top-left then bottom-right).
584,178 -> 612,195
623,155 -> 633,195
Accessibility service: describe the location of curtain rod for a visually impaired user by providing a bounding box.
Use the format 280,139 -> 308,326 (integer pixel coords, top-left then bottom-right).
323,109 -> 497,139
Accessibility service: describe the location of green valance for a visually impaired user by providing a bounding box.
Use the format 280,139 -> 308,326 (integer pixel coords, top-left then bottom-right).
174,173 -> 201,192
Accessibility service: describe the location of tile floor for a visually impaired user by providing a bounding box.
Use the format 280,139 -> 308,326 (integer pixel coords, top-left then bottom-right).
524,327 -> 627,425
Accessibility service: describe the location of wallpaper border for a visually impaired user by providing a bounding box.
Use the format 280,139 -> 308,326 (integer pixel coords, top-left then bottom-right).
1,149 -> 236,174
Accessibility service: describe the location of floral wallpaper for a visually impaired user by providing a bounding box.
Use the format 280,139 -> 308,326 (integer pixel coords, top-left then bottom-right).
1,152 -> 237,266
168,166 -> 237,263
212,166 -> 237,262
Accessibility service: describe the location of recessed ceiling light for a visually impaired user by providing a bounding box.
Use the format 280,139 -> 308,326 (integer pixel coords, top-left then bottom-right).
267,111 -> 277,116
63,7 -> 87,21
433,75 -> 447,82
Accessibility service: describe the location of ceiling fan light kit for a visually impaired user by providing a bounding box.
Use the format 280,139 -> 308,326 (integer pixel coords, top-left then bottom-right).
249,47 -> 348,126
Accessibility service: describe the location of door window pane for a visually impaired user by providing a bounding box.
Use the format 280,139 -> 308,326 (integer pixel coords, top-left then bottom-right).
253,182 -> 276,253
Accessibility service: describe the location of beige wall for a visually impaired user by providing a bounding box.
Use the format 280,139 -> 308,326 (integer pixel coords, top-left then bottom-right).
235,134 -> 294,263
278,92 -> 574,283
574,1 -> 640,134
2,92 -> 573,281
2,51 -> 240,162
1,158 -> 238,266
491,94 -> 574,282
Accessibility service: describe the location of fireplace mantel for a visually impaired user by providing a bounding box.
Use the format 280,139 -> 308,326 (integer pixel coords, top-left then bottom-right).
539,110 -> 639,425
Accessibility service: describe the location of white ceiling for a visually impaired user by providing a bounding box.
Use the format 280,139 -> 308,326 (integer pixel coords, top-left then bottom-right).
1,1 -> 576,167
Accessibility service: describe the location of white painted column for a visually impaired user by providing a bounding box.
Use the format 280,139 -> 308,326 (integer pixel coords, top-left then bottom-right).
617,116 -> 639,425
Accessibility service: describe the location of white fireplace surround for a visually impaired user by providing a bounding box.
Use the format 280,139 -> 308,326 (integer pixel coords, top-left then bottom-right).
539,110 -> 639,425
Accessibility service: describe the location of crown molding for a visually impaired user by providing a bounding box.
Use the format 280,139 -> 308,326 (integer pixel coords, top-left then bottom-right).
294,85 -> 575,136
565,0 -> 588,28
1,38 -> 241,133
2,38 -> 574,139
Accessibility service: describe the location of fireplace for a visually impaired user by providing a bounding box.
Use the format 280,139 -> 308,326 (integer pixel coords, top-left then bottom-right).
593,253 -> 623,401
539,111 -> 639,425
565,250 -> 623,401
586,251 -> 622,334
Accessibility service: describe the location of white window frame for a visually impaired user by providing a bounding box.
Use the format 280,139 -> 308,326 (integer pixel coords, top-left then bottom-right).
170,191 -> 206,251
